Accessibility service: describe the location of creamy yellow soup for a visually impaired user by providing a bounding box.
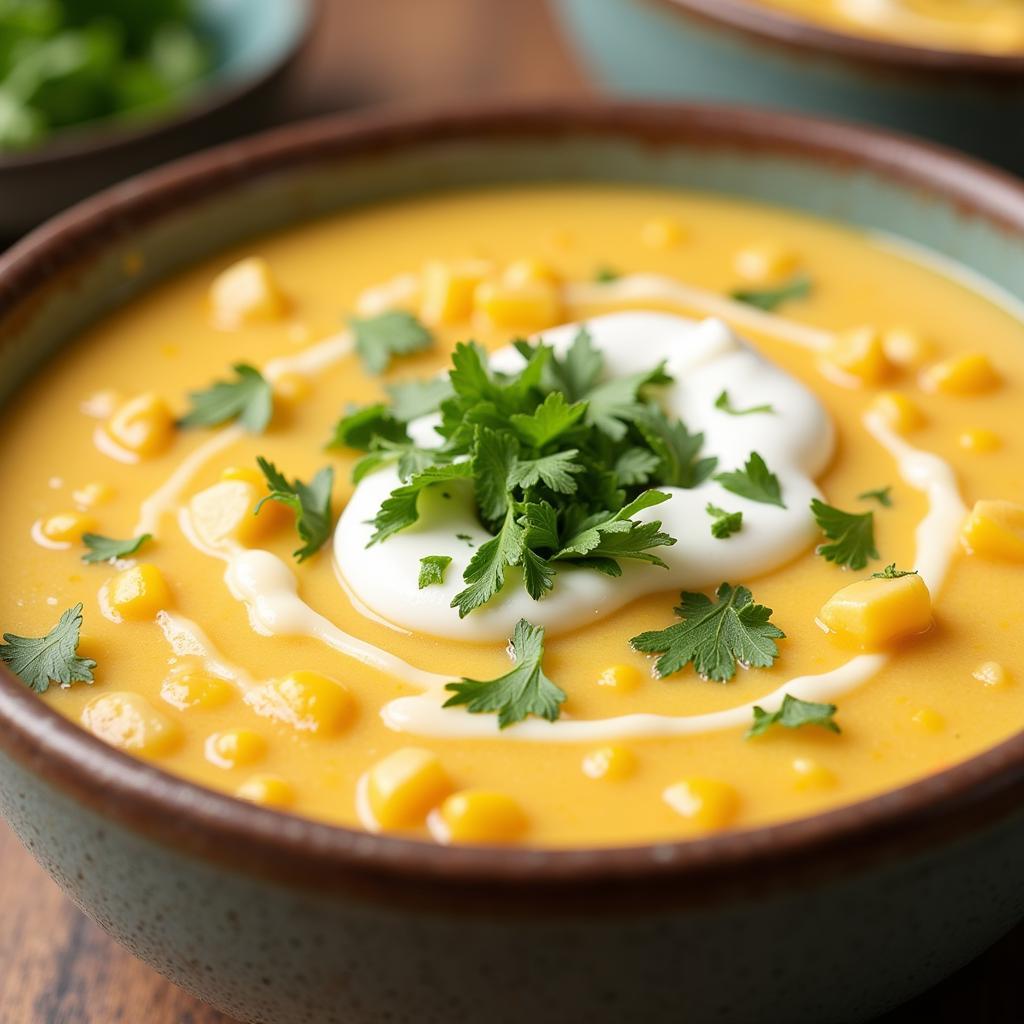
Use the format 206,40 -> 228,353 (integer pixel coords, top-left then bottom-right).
750,0 -> 1024,53
1,184 -> 1023,848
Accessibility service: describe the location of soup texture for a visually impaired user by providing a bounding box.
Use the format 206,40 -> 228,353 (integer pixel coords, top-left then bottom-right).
1,185 -> 1022,848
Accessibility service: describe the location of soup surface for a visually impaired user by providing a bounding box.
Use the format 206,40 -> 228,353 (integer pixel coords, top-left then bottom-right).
749,0 -> 1024,53
1,184 -> 1023,847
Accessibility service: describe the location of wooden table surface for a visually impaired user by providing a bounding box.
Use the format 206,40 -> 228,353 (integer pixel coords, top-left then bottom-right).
1,1 -> 1019,1020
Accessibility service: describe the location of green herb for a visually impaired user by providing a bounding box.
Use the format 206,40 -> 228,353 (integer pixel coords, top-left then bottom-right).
730,274 -> 812,312
179,363 -> 273,433
594,265 -> 620,283
254,457 -> 334,562
706,503 -> 743,539
0,603 -> 95,694
714,390 -> 775,417
418,554 -> 452,589
858,485 -> 893,507
386,377 -> 453,421
350,310 -> 433,374
443,618 -> 566,728
327,403 -> 409,452
871,563 -> 917,580
715,452 -> 785,508
630,583 -> 785,682
747,694 -> 840,739
810,499 -> 878,570
81,532 -> 151,564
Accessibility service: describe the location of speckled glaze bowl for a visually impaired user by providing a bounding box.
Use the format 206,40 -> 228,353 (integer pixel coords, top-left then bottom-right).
552,0 -> 1024,173
0,103 -> 1023,1024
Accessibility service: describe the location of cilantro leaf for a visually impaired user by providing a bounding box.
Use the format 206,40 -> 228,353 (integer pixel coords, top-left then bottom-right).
730,274 -> 812,312
872,563 -> 917,579
706,504 -> 743,539
715,452 -> 785,508
179,363 -> 273,433
630,583 -> 785,682
594,265 -> 620,284
510,391 -> 586,448
859,486 -> 893,507
327,403 -> 409,451
0,604 -> 96,694
451,507 -> 530,617
508,451 -> 583,494
637,408 -> 718,488
350,310 -> 433,374
418,554 -> 452,589
614,447 -> 660,486
254,457 -> 335,562
811,498 -> 878,570
472,427 -> 519,527
369,462 -> 473,545
546,326 -> 604,401
81,533 -> 152,564
386,377 -> 454,421
715,390 -> 775,416
555,489 -> 675,569
443,618 -> 566,728
747,694 -> 840,739
584,364 -> 671,440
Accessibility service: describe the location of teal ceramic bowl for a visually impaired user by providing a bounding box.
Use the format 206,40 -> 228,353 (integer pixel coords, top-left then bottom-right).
0,0 -> 315,237
552,0 -> 1024,173
0,102 -> 1023,1024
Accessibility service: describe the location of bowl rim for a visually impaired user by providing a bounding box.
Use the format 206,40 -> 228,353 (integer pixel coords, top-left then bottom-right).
655,0 -> 1024,76
1,99 -> 1024,894
0,0 -> 319,172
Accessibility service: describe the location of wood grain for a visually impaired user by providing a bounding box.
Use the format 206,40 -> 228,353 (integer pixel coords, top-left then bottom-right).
0,0 -> 1018,1020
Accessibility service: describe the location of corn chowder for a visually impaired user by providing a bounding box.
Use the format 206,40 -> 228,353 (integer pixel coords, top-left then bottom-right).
1,185 -> 1023,848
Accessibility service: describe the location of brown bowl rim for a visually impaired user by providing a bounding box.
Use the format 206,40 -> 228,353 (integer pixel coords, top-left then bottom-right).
657,0 -> 1024,76
1,99 -> 1023,894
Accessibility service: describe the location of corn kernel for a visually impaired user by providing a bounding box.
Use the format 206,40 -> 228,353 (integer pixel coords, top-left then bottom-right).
102,563 -> 172,621
236,774 -> 294,808
958,428 -> 1001,453
596,663 -> 643,692
271,372 -> 311,405
911,707 -> 945,733
72,481 -> 115,509
641,217 -> 685,250
582,745 -> 636,781
248,670 -> 354,736
663,778 -> 739,832
921,352 -> 1001,395
474,279 -> 562,330
871,391 -> 925,434
733,241 -> 798,284
208,256 -> 289,328
206,728 -> 267,769
973,661 -> 1012,688
961,500 -> 1024,562
436,790 -> 528,844
160,668 -> 233,711
419,259 -> 491,326
220,465 -> 262,486
189,479 -> 289,548
81,692 -> 181,757
818,573 -> 932,650
103,393 -> 175,458
791,757 -> 836,791
882,328 -> 934,369
503,259 -> 559,288
821,327 -> 893,387
364,747 -> 452,830
39,511 -> 97,545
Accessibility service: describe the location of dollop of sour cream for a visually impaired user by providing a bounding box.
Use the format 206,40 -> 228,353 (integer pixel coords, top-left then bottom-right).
335,312 -> 835,642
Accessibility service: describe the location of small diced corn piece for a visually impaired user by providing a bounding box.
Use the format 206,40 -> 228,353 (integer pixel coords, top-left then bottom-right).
248,670 -> 354,736
160,668 -> 233,711
882,328 -> 934,369
437,790 -> 528,844
419,259 -> 491,326
921,352 -> 1001,395
791,758 -> 836,792
206,728 -> 267,769
365,747 -> 452,830
474,279 -> 562,330
596,663 -> 643,692
82,692 -> 181,757
871,391 -> 925,434
271,372 -> 311,405
208,256 -> 289,328
961,500 -> 1024,562
104,393 -> 175,458
733,241 -> 798,284
39,511 -> 97,544
973,661 -> 1011,689
236,774 -> 294,808
72,481 -> 115,509
220,465 -> 263,486
958,428 -> 1001,453
663,778 -> 739,832
582,745 -> 636,781
103,563 -> 172,621
818,573 -> 932,650
641,217 -> 685,250
822,327 -> 893,387
911,707 -> 945,733
503,259 -> 559,288
189,479 -> 287,548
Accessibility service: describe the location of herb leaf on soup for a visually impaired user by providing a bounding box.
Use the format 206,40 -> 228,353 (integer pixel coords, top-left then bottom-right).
255,457 -> 334,562
81,532 -> 152,564
747,694 -> 840,738
179,363 -> 273,433
350,310 -> 433,374
730,274 -> 812,312
0,604 -> 96,694
811,499 -> 878,570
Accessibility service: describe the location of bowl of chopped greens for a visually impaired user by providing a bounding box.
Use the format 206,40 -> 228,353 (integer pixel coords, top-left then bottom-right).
0,0 -> 314,236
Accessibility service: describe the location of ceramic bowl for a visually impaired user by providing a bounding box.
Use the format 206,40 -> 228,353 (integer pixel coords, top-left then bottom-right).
0,102 -> 1023,1024
0,0 -> 315,239
552,0 -> 1024,173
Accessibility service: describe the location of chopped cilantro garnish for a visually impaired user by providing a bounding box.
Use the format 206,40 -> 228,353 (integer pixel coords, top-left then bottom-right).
254,457 -> 334,562
715,452 -> 785,508
747,694 -> 840,739
810,499 -> 878,570
179,363 -> 273,433
594,265 -> 620,283
0,604 -> 95,694
859,485 -> 893,507
706,503 -> 743,539
872,563 -> 917,579
350,310 -> 433,374
730,274 -> 812,312
714,390 -> 775,416
81,532 -> 151,564
418,555 -> 452,589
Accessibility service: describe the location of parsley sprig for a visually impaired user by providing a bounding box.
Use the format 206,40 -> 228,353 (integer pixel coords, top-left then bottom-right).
81,533 -> 152,564
350,310 -> 433,374
810,499 -> 878,570
255,457 -> 334,562
747,694 -> 840,738
730,274 -> 812,312
179,363 -> 273,433
0,604 -> 95,694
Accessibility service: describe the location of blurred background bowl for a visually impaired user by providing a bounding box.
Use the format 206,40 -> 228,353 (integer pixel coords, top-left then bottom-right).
0,0 -> 315,239
551,0 -> 1024,174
